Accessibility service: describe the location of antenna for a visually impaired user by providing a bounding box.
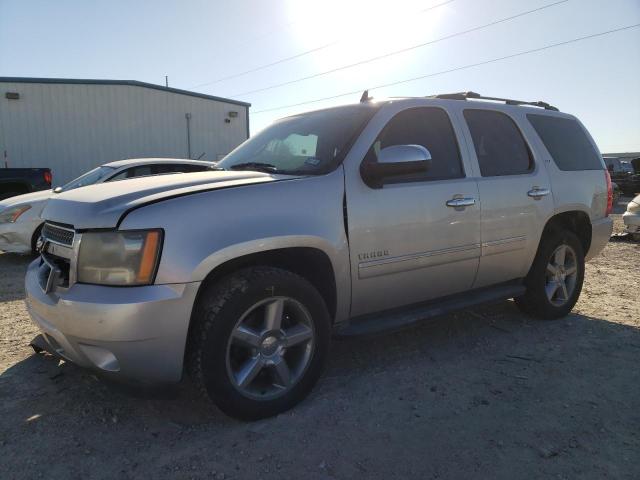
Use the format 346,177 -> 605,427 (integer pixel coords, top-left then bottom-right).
360,90 -> 371,103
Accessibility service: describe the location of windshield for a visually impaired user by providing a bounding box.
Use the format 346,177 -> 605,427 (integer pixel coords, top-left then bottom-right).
60,166 -> 116,191
217,104 -> 379,175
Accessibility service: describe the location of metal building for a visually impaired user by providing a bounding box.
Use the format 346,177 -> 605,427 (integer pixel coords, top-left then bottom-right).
0,77 -> 250,184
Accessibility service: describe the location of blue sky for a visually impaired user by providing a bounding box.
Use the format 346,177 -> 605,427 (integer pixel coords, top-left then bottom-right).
1,0 -> 639,152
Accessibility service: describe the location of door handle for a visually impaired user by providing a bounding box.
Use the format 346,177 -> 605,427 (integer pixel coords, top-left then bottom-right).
527,187 -> 550,199
446,197 -> 476,208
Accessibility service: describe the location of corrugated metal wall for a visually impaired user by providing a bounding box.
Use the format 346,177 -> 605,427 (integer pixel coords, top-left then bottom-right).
0,81 -> 249,184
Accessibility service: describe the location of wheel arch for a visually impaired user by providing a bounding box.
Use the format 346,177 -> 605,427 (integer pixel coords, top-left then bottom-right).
184,247 -> 339,376
30,222 -> 44,252
192,246 -> 338,323
541,210 -> 592,255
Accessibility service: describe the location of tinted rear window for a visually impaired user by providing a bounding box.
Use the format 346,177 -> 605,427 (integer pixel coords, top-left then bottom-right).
464,109 -> 533,177
527,115 -> 602,171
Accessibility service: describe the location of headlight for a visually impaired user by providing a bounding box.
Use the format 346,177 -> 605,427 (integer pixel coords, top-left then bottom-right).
77,230 -> 163,286
0,205 -> 31,223
627,201 -> 640,214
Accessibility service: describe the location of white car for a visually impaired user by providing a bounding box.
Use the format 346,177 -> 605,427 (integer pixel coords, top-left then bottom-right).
623,194 -> 640,240
0,158 -> 215,253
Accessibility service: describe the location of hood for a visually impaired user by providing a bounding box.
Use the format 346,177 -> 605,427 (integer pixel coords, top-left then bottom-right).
42,170 -> 293,229
0,189 -> 52,210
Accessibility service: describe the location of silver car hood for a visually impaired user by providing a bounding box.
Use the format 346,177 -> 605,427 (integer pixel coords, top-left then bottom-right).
41,171 -> 291,229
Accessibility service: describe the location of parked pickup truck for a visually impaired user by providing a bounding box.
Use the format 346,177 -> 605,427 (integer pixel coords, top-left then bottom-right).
0,167 -> 52,200
25,92 -> 613,420
609,157 -> 640,196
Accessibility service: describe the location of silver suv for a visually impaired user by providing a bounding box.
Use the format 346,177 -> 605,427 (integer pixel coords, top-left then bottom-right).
25,92 -> 613,419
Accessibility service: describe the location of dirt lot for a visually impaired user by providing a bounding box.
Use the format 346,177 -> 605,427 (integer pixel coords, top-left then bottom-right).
1,211 -> 638,480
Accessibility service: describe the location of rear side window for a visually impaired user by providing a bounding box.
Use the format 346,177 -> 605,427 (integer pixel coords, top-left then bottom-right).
128,166 -> 153,178
464,110 -> 533,177
364,107 -> 463,182
106,165 -> 152,182
527,115 -> 602,171
151,164 -> 177,175
157,164 -> 210,173
177,164 -> 210,172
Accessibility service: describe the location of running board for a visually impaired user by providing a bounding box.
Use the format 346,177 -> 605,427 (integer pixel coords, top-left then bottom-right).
335,283 -> 526,337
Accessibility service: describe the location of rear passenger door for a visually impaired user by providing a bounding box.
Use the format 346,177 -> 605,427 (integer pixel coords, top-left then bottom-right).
460,108 -> 554,288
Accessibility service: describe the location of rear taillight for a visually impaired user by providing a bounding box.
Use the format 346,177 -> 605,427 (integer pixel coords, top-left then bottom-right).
44,170 -> 52,185
605,169 -> 613,216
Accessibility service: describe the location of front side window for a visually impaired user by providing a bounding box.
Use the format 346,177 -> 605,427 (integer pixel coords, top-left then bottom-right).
60,166 -> 115,191
464,109 -> 533,177
527,114 -> 602,171
217,105 -> 379,175
363,107 -> 464,182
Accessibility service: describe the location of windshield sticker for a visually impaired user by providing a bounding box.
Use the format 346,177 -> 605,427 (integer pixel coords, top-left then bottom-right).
305,157 -> 321,166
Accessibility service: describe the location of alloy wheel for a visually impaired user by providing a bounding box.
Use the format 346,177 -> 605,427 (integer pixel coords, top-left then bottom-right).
544,244 -> 578,307
225,297 -> 315,400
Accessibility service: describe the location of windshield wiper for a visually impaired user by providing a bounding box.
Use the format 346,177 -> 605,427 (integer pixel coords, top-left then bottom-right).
229,162 -> 279,173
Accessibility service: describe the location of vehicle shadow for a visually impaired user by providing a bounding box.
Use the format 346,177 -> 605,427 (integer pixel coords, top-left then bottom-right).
0,252 -> 34,303
2,302 -> 638,412
2,302 -> 639,478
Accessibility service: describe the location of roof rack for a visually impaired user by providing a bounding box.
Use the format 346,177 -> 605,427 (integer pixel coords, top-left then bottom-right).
430,91 -> 559,111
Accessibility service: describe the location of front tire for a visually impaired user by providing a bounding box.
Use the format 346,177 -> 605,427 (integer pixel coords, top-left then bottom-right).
515,229 -> 585,319
188,266 -> 330,420
31,223 -> 44,254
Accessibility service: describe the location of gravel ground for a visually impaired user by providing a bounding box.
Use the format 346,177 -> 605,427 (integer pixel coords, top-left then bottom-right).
1,212 -> 638,480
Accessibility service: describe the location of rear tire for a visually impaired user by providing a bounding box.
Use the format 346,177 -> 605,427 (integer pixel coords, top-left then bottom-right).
188,266 -> 330,420
515,229 -> 584,319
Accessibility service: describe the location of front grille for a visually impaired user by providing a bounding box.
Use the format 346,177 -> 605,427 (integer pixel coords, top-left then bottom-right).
42,223 -> 75,246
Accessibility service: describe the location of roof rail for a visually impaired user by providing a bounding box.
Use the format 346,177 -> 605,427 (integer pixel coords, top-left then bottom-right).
431,91 -> 559,111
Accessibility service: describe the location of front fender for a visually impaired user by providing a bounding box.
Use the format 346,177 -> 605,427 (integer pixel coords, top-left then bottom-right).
119,169 -> 352,322
192,235 -> 342,281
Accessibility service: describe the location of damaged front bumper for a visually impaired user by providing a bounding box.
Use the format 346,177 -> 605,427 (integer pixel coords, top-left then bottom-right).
25,258 -> 201,383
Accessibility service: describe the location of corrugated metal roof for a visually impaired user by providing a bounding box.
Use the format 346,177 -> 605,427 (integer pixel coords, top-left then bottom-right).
0,76 -> 251,107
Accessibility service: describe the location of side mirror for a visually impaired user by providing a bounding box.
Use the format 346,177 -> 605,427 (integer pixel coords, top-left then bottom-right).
53,186 -> 63,193
361,144 -> 432,188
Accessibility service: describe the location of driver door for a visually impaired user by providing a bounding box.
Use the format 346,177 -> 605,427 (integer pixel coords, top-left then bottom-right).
345,106 -> 481,317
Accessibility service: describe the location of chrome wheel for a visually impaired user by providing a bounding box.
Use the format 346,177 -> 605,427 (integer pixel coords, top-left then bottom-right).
225,297 -> 315,400
545,244 -> 578,307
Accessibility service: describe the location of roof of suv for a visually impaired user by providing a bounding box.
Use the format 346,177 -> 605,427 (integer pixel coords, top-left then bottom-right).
294,91 -> 563,120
